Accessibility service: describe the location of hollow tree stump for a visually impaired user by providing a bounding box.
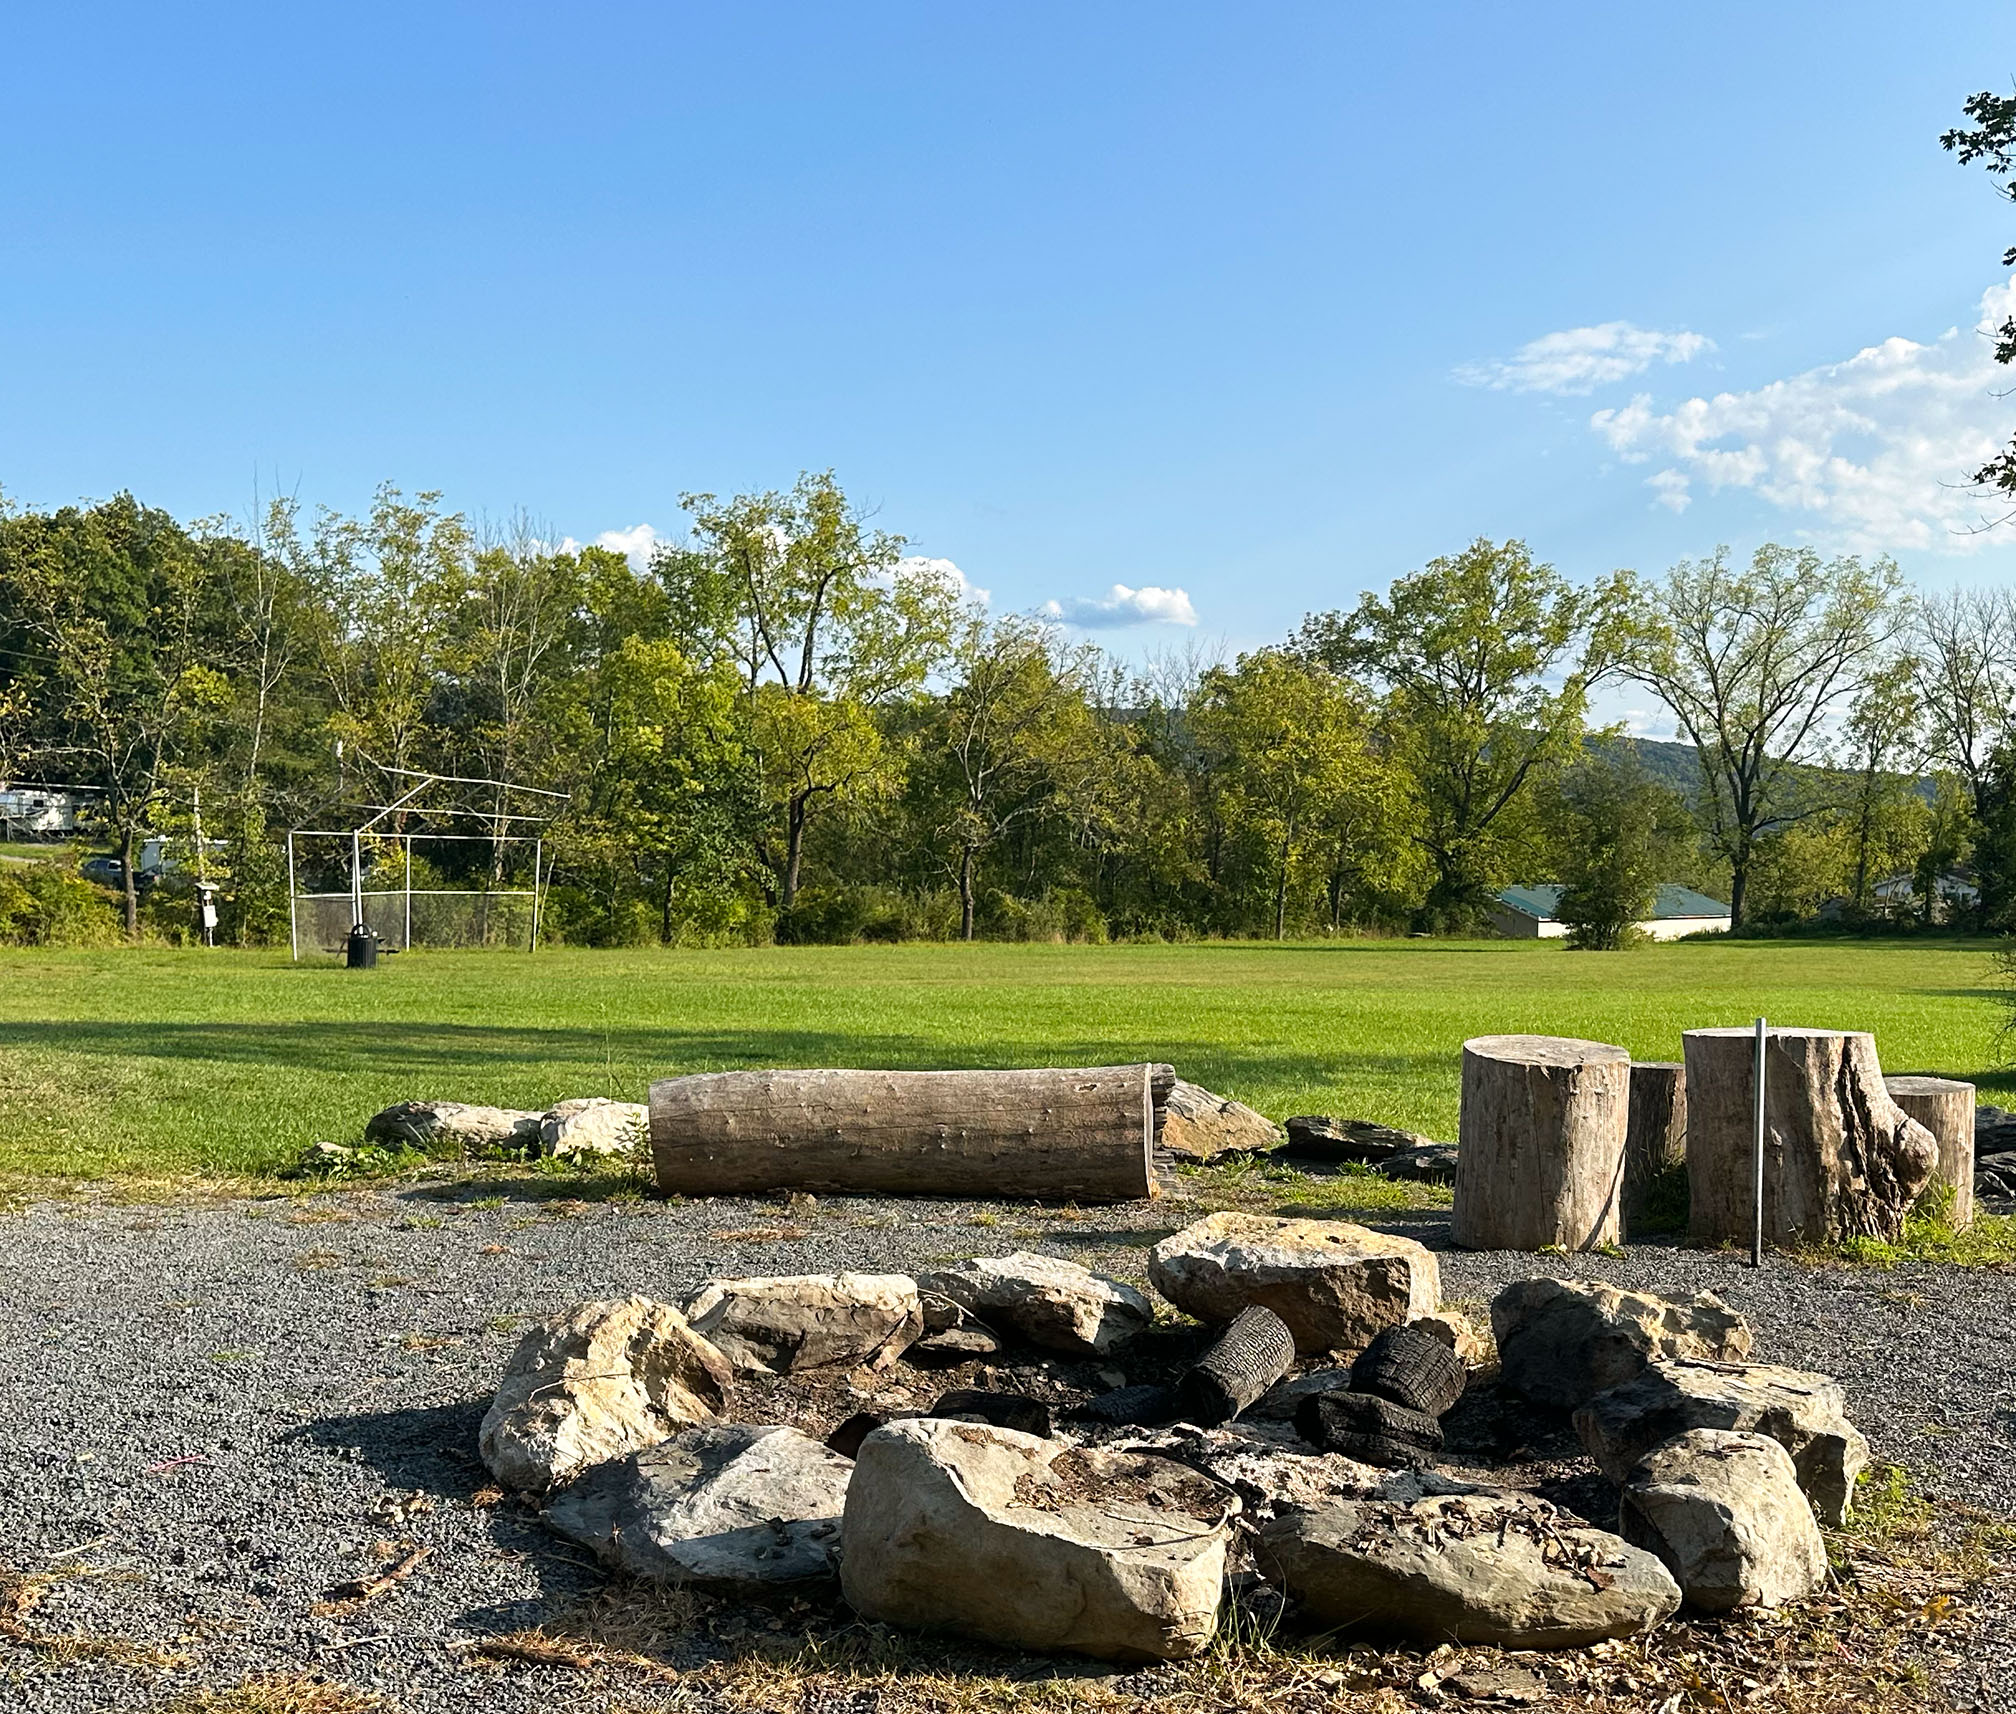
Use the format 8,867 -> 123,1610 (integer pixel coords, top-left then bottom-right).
1624,1060 -> 1687,1229
649,1064 -> 1174,1202
1682,1028 -> 1937,1247
1885,1074 -> 1975,1229
1452,1035 -> 1631,1252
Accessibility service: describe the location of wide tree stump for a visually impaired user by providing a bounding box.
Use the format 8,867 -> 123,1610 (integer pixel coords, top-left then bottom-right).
1683,1029 -> 1937,1247
1453,1035 -> 1631,1252
1886,1074 -> 1975,1229
649,1064 -> 1174,1202
1624,1061 -> 1687,1229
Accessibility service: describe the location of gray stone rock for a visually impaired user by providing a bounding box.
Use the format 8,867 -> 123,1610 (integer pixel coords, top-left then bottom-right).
1148,1213 -> 1440,1356
1574,1357 -> 1869,1527
1378,1144 -> 1462,1183
366,1098 -> 543,1155
922,1252 -> 1152,1357
539,1097 -> 648,1158
1282,1116 -> 1431,1163
680,1273 -> 923,1376
840,1418 -> 1233,1662
1256,1489 -> 1681,1648
479,1296 -> 733,1492
1619,1428 -> 1828,1612
544,1423 -> 851,1592
1492,1278 -> 1752,1410
1160,1081 -> 1284,1161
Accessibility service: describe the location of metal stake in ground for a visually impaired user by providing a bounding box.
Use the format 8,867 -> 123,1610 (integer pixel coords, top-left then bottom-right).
1751,1015 -> 1767,1268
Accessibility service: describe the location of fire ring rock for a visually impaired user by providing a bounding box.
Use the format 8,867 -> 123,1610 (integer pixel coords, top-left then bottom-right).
1256,1490 -> 1682,1648
679,1273 -> 924,1376
1491,1277 -> 1752,1410
840,1418 -> 1233,1662
1148,1213 -> 1440,1356
544,1423 -> 853,1593
1618,1429 -> 1829,1612
921,1252 -> 1153,1358
1574,1357 -> 1869,1527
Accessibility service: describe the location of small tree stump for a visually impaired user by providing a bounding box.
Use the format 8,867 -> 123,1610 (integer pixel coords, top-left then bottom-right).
1453,1035 -> 1631,1252
650,1064 -> 1173,1202
1886,1074 -> 1975,1229
1683,1028 -> 1937,1247
1624,1061 -> 1687,1229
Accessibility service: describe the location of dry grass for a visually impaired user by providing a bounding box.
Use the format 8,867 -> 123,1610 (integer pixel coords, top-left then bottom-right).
163,1673 -> 390,1714
0,1564 -> 192,1672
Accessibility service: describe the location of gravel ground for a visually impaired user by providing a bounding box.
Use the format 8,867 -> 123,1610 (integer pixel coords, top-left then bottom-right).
2,1178 -> 2012,1712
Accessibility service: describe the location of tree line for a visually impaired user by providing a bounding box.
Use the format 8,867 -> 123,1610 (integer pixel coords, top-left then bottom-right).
0,472 -> 2007,949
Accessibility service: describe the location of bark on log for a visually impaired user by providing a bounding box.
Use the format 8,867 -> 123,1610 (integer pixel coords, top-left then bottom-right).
649,1064 -> 1174,1202
1886,1074 -> 1975,1229
1452,1035 -> 1631,1252
1624,1060 -> 1687,1229
1682,1028 -> 1938,1247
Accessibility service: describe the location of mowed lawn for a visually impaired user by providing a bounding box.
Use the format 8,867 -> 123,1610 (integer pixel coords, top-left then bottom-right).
0,937 -> 2005,1186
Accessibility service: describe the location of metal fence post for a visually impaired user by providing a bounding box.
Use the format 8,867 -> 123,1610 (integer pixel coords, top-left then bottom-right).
1751,1016 -> 1768,1267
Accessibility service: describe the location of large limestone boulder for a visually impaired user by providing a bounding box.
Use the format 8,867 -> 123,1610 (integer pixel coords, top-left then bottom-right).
680,1273 -> 923,1376
366,1099 -> 543,1155
1160,1081 -> 1283,1161
1491,1278 -> 1752,1409
540,1097 -> 648,1158
1148,1213 -> 1439,1356
1256,1490 -> 1681,1648
841,1419 -> 1232,1662
544,1423 -> 852,1592
1574,1358 -> 1869,1527
1619,1429 -> 1828,1613
921,1252 -> 1152,1357
479,1297 -> 732,1492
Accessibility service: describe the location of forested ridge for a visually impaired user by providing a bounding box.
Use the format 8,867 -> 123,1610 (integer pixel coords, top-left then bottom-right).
0,472 -> 2005,950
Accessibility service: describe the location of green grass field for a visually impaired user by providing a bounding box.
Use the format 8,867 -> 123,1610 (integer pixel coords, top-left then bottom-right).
0,936 -> 2007,1187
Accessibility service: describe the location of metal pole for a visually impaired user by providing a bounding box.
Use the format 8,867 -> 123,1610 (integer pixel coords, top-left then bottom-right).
286,831 -> 298,962
404,835 -> 413,952
1751,1016 -> 1768,1268
530,837 -> 544,953
351,831 -> 363,929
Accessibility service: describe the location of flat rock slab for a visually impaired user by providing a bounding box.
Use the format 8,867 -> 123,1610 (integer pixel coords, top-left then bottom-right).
545,1423 -> 851,1592
680,1272 -> 923,1376
478,1296 -> 733,1492
1492,1277 -> 1752,1409
1282,1116 -> 1433,1163
922,1251 -> 1151,1357
841,1418 -> 1232,1662
1620,1428 -> 1828,1613
1160,1081 -> 1283,1160
1575,1357 -> 1869,1527
366,1099 -> 543,1154
1149,1212 -> 1439,1356
1257,1489 -> 1681,1648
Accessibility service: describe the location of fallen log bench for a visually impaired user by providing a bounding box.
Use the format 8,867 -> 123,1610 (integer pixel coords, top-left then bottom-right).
649,1064 -> 1176,1201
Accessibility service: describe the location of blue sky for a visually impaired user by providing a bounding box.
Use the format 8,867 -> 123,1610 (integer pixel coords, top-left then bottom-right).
5,2 -> 2016,722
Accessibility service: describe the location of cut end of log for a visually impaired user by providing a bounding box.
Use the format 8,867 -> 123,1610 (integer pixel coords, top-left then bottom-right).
1462,1034 -> 1630,1068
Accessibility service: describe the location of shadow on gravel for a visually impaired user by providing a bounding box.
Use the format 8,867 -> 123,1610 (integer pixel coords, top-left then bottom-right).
296,1399 -> 491,1500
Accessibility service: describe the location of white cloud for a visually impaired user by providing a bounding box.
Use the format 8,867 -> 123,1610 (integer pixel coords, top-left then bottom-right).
1458,321 -> 1715,395
1590,276 -> 2016,553
893,554 -> 989,606
557,523 -> 664,570
1041,584 -> 1199,628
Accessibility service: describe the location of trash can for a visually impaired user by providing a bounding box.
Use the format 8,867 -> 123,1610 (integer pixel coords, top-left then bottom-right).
345,923 -> 379,969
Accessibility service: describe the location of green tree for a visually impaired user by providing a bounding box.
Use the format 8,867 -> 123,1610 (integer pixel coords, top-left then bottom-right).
0,495 -> 235,934
1547,747 -> 1694,949
1191,650 -> 1405,939
676,472 -> 962,908
1942,92 -> 2016,510
1839,659 -> 1924,914
926,614 -> 1112,940
1298,538 -> 1627,931
1622,545 -> 1906,929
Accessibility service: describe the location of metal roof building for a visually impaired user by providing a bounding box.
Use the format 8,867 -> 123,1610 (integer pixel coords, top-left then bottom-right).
1491,883 -> 1732,941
